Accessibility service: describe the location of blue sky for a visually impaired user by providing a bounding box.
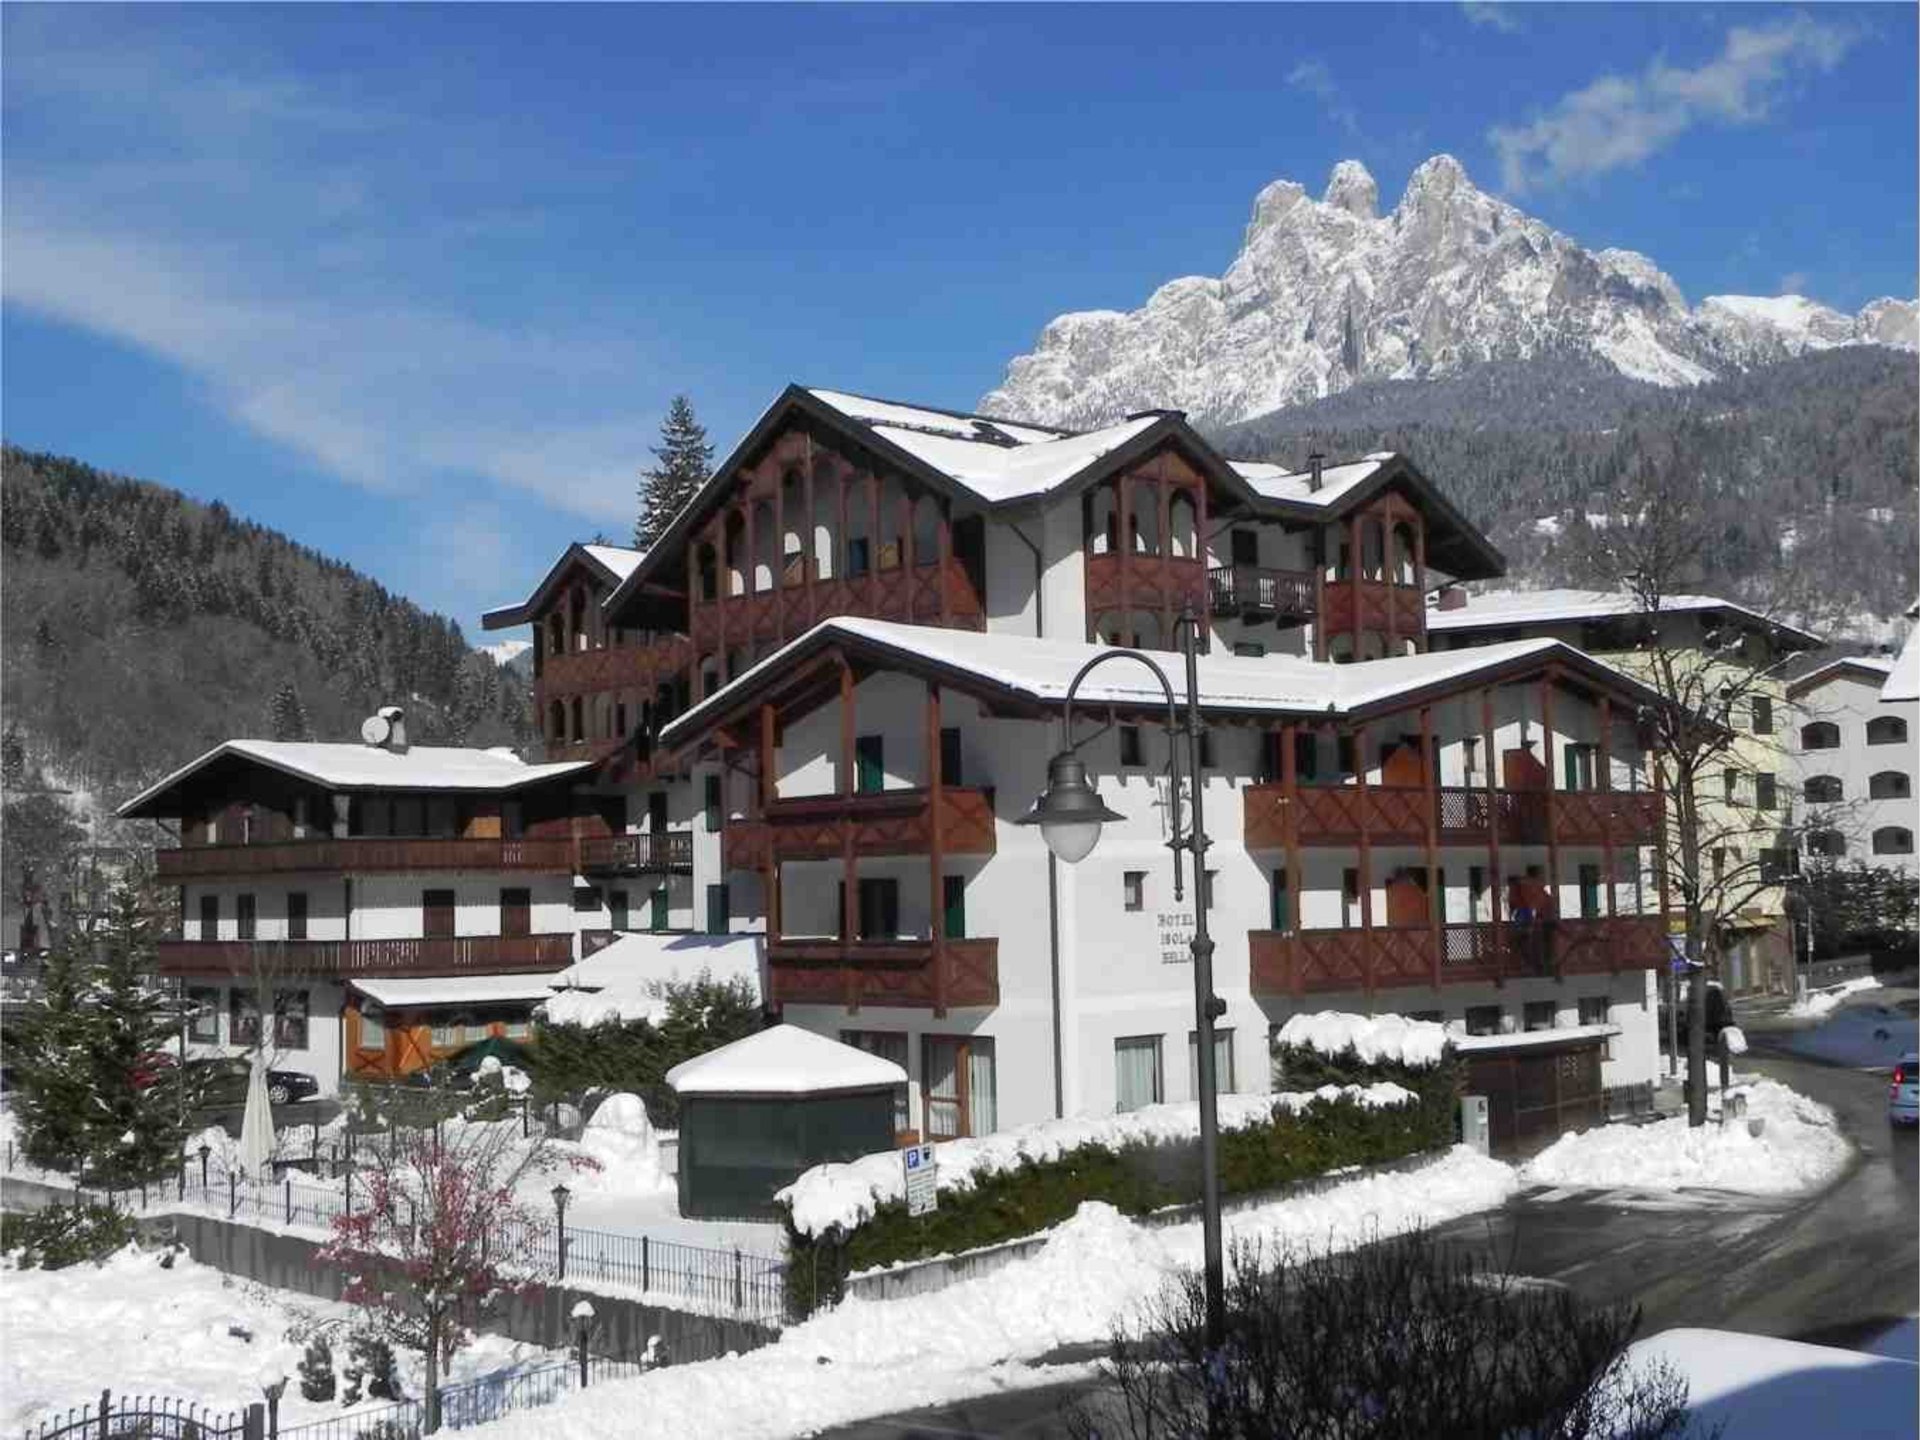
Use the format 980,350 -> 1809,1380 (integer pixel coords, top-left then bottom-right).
5,3 -> 1914,636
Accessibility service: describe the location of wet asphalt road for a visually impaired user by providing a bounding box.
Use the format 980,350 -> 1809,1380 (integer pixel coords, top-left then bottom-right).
823,1038 -> 1915,1439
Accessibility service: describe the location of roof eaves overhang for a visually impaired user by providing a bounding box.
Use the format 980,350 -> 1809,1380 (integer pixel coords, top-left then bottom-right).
482,543 -> 621,631
1249,456 -> 1506,581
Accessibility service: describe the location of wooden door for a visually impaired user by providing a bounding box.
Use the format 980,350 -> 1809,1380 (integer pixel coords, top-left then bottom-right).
1381,740 -> 1425,788
422,889 -> 456,939
1502,746 -> 1549,790
1385,871 -> 1429,928
647,791 -> 670,833
1231,529 -> 1259,566
500,888 -> 531,937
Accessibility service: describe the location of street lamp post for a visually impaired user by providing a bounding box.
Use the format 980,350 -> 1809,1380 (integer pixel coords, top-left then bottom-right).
1018,599 -> 1227,1375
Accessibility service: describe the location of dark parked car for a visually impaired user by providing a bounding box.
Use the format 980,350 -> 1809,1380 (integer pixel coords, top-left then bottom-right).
138,1054 -> 320,1108
1659,979 -> 1734,1050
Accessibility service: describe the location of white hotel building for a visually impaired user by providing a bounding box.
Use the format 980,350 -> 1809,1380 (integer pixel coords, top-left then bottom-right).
126,386 -> 1677,1130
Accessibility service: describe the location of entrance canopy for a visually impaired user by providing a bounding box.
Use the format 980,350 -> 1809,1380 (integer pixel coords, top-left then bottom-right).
667,1024 -> 907,1097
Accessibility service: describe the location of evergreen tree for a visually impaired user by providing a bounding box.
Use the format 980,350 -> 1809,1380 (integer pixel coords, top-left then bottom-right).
9,933 -> 97,1174
82,883 -> 192,1185
634,395 -> 713,549
269,681 -> 311,741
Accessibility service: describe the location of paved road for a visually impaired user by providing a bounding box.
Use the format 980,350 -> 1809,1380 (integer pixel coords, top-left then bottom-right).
826,1045 -> 1915,1439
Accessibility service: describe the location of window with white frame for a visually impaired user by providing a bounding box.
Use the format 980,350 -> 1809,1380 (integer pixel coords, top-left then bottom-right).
1124,871 -> 1146,912
1187,1028 -> 1236,1097
1113,1035 -> 1164,1113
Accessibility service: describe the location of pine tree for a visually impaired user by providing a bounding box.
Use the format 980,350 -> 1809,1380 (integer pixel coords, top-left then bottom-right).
82,883 -> 192,1185
9,933 -> 98,1175
270,681 -> 311,741
634,395 -> 713,549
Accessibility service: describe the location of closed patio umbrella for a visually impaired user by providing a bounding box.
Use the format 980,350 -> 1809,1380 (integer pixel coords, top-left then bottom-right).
237,1049 -> 277,1179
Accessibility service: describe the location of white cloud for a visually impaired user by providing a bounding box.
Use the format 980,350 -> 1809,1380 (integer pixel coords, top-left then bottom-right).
1489,14 -> 1854,192
1776,271 -> 1810,296
1286,58 -> 1360,137
1460,2 -> 1521,34
1,21 -> 667,530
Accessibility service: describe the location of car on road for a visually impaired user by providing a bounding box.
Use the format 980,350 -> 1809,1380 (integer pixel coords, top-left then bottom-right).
1889,1052 -> 1919,1127
135,1053 -> 321,1108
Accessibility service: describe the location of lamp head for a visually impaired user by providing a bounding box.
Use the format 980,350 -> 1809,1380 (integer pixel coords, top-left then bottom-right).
1018,751 -> 1125,864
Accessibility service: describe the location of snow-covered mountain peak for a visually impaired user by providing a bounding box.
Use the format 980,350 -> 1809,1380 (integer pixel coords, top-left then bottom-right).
980,155 -> 1916,431
1323,160 -> 1378,219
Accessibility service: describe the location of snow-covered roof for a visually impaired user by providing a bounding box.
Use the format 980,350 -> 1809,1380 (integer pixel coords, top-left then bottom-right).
1451,1023 -> 1620,1053
348,974 -> 563,1008
1784,654 -> 1896,698
482,540 -> 647,630
540,932 -> 764,1027
119,739 -> 591,817
660,617 -> 1665,750
1425,588 -> 1823,648
806,389 -> 1072,446
665,1023 -> 908,1096
1231,453 -> 1396,508
1882,625 -> 1920,704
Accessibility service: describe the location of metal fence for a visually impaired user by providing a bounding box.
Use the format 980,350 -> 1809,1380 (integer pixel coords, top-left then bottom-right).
273,1356 -> 644,1440
5,1155 -> 788,1323
23,1389 -> 248,1440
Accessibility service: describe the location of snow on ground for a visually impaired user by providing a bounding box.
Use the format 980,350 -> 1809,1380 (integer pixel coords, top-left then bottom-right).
0,1245 -> 559,1434
1779,993 -> 1917,1070
1624,1328 -> 1919,1440
1788,974 -> 1881,1018
779,1083 -> 1420,1238
1521,1079 -> 1851,1195
1274,1010 -> 1448,1068
462,1146 -> 1517,1440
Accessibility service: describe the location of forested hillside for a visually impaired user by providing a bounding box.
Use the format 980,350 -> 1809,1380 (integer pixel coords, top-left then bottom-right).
1216,348 -> 1919,632
1,446 -> 534,807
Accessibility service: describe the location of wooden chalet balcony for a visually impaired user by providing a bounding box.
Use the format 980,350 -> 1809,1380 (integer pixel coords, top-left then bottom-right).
537,634 -> 692,696
1084,551 -> 1208,622
1249,914 -> 1668,997
688,557 -> 985,651
722,786 -> 997,871
765,936 -> 998,1014
577,831 -> 695,876
157,933 -> 575,980
1242,785 -> 1659,850
1207,564 -> 1315,622
1319,578 -> 1425,641
156,837 -> 578,881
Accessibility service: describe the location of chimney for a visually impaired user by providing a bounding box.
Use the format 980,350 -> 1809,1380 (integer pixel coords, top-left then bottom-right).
1306,451 -> 1325,491
1437,586 -> 1469,612
378,705 -> 409,753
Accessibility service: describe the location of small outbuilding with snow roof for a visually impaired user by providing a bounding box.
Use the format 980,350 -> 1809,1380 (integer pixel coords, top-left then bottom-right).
666,1024 -> 909,1220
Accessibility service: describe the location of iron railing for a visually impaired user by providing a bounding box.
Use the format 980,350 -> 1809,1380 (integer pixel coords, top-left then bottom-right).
23,1390 -> 246,1440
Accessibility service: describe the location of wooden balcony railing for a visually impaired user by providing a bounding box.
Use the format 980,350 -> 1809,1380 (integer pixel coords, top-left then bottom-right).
577,831 -> 695,875
1207,564 -> 1316,621
688,557 -> 986,652
1249,914 -> 1668,997
722,786 -> 997,871
765,936 -> 998,1014
156,837 -> 578,881
1319,578 -> 1426,641
537,634 -> 693,696
1243,785 -> 1659,850
157,933 -> 575,979
1084,551 -> 1208,623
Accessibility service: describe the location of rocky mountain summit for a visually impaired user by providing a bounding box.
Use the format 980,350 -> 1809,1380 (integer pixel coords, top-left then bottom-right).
980,155 -> 1917,430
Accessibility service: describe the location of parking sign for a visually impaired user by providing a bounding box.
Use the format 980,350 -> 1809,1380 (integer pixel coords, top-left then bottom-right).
902,1142 -> 938,1217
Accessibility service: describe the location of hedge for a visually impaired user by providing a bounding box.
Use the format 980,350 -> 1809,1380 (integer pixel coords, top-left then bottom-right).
780,1051 -> 1462,1318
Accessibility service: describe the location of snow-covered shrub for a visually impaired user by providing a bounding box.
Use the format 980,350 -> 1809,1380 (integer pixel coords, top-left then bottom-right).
0,1202 -> 137,1269
1066,1228 -> 1709,1440
779,1070 -> 1458,1319
297,1333 -> 337,1402
341,1328 -> 401,1405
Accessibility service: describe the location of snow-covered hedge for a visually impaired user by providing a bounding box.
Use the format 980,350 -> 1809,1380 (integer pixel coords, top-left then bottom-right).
777,1064 -> 1459,1318
1275,1013 -> 1449,1071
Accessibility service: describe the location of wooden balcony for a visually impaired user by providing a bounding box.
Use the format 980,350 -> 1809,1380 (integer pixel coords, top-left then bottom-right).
1207,564 -> 1316,622
577,831 -> 694,876
1084,551 -> 1208,624
156,837 -> 578,881
687,557 -> 985,652
537,634 -> 692,696
1319,578 -> 1426,641
722,786 -> 997,871
765,936 -> 998,1014
1242,785 -> 1659,850
156,933 -> 575,979
1249,914 -> 1669,997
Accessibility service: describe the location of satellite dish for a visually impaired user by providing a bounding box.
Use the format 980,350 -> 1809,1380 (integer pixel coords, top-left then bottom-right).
360,714 -> 391,747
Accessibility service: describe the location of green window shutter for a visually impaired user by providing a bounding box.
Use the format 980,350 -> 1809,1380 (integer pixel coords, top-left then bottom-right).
943,875 -> 966,939
1270,871 -> 1290,931
703,883 -> 727,935
1564,746 -> 1579,792
856,735 -> 884,794
651,886 -> 671,930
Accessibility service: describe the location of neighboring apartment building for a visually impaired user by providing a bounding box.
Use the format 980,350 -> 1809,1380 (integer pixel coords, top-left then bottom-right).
1425,588 -> 1824,995
1789,657 -> 1917,880
462,388 -> 1675,1136
116,718 -> 616,1093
